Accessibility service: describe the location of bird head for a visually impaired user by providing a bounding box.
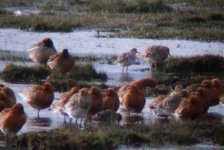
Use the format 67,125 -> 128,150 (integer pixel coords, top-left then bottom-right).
70,86 -> 79,94
12,103 -> 25,114
42,38 -> 54,48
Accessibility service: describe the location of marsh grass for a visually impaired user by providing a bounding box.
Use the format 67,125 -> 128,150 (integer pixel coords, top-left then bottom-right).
7,120 -> 224,149
89,0 -> 172,14
0,50 -> 31,62
0,0 -> 223,41
0,63 -> 107,91
0,64 -> 50,83
163,55 -> 224,74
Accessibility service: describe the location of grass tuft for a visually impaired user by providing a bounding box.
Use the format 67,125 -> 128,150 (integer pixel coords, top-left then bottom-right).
163,55 -> 224,74
0,63 -> 107,91
6,120 -> 224,149
89,0 -> 172,13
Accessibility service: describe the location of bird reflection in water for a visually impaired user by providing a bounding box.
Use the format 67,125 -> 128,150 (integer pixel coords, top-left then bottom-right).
117,72 -> 133,83
27,117 -> 51,127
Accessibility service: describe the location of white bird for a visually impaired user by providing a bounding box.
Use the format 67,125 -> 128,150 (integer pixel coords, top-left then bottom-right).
28,38 -> 57,64
63,88 -> 92,125
141,45 -> 170,70
50,86 -> 79,121
115,48 -> 139,72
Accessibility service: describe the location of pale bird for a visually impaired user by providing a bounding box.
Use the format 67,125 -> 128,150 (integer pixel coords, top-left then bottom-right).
50,86 -> 79,121
20,82 -> 54,118
28,38 -> 57,64
115,48 -> 140,72
64,88 -> 92,125
141,45 -> 170,69
150,89 -> 190,119
47,49 -> 74,74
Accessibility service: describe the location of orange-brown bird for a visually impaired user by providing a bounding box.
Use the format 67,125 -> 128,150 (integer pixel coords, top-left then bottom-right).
174,96 -> 205,119
0,85 -> 16,106
28,37 -> 57,64
122,85 -> 146,114
20,82 -> 54,118
88,86 -> 103,120
118,77 -> 156,105
47,49 -> 74,74
0,103 -> 26,136
102,88 -> 120,112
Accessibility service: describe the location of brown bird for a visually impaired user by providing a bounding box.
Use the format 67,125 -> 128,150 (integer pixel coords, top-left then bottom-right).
115,48 -> 140,72
0,85 -> 16,106
118,77 -> 156,105
174,78 -> 224,119
151,89 -> 190,118
0,91 -> 12,112
141,45 -> 170,69
174,96 -> 204,119
129,77 -> 157,89
28,37 -> 57,64
102,88 -> 120,112
47,49 -> 74,74
20,82 -> 54,118
0,103 -> 26,135
88,86 -> 103,121
51,86 -> 79,121
122,85 -> 145,114
92,110 -> 122,124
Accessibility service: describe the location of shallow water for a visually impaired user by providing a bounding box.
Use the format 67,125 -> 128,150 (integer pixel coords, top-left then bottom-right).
1,28 -> 224,148
0,29 -> 224,57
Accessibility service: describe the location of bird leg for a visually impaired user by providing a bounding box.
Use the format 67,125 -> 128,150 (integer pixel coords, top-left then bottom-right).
69,118 -> 72,125
37,110 -> 40,118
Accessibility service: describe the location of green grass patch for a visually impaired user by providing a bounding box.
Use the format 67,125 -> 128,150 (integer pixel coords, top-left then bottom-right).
0,0 -> 224,41
163,55 -> 224,74
89,0 -> 172,14
0,63 -> 107,91
0,64 -> 50,83
7,120 -> 224,149
0,50 -> 31,62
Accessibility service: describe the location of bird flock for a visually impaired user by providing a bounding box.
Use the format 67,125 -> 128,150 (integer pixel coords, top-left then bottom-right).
0,37 -> 223,138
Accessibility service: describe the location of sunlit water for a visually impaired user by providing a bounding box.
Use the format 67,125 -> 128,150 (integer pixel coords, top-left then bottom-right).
1,29 -> 224,148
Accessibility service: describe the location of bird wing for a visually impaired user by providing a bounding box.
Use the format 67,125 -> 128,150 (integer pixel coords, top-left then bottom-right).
115,52 -> 129,63
27,41 -> 44,52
